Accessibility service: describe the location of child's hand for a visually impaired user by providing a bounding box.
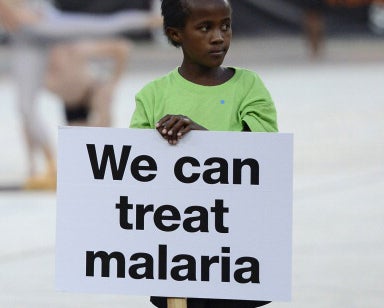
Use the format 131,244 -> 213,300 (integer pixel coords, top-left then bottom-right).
155,114 -> 207,145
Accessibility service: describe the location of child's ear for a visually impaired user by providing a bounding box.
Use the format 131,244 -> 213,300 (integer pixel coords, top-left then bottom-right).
166,27 -> 182,45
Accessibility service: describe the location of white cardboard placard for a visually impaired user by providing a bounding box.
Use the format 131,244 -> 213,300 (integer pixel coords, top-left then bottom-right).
56,127 -> 293,301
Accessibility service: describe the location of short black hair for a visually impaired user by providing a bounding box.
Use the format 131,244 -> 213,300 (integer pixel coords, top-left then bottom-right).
161,0 -> 232,47
161,0 -> 191,47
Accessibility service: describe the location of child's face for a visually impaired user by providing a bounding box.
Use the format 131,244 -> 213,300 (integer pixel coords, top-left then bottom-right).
178,0 -> 232,69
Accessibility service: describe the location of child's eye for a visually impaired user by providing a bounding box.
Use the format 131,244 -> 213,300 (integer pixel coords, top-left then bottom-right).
221,23 -> 231,31
200,25 -> 208,32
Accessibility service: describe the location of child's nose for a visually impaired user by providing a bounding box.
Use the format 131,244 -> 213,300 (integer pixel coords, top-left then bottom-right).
211,28 -> 224,43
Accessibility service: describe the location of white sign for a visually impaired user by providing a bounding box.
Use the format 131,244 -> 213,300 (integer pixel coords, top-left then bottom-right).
56,127 -> 293,301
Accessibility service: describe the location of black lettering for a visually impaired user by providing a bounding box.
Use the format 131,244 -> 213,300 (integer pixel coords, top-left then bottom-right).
234,257 -> 260,283
130,155 -> 157,182
203,157 -> 229,184
86,251 -> 125,278
129,253 -> 154,279
154,205 -> 181,232
211,199 -> 229,233
221,247 -> 231,282
201,255 -> 220,281
171,254 -> 197,281
183,206 -> 209,233
86,144 -> 131,180
158,244 -> 167,280
136,204 -> 154,230
233,158 -> 259,185
115,196 -> 134,229
174,157 -> 200,183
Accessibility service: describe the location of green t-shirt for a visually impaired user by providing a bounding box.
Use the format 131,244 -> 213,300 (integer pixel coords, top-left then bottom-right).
130,67 -> 278,132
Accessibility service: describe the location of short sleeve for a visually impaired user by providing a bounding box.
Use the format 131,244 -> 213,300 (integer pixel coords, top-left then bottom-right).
129,91 -> 153,129
239,74 -> 278,132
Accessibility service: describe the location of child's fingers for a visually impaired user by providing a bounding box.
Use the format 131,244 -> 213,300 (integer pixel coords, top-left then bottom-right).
156,114 -> 172,130
165,117 -> 187,145
167,116 -> 188,135
157,115 -> 182,134
178,125 -> 192,138
156,115 -> 196,145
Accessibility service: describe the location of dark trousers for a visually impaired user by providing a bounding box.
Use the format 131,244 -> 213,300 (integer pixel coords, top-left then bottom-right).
150,296 -> 271,308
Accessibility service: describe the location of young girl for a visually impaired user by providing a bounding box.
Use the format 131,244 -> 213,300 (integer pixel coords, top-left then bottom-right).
130,0 -> 276,307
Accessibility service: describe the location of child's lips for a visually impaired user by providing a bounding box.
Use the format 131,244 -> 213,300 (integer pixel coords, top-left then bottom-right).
209,49 -> 226,56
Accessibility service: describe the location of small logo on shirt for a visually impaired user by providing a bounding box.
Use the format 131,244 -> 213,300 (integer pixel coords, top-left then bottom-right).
220,100 -> 225,105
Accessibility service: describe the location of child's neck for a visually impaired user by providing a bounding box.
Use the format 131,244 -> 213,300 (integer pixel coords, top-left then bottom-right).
178,65 -> 234,86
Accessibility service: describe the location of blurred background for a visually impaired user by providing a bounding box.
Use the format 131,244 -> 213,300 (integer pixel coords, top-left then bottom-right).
0,0 -> 383,307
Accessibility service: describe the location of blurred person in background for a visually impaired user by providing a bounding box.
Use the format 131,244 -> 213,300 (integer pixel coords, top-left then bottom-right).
325,0 -> 371,6
48,0 -> 162,128
368,0 -> 384,34
302,0 -> 384,57
326,0 -> 384,34
303,0 -> 327,58
0,0 -> 161,190
46,38 -> 131,127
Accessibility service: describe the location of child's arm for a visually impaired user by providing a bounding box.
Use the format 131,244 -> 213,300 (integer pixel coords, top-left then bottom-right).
240,74 -> 278,133
156,114 -> 207,145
